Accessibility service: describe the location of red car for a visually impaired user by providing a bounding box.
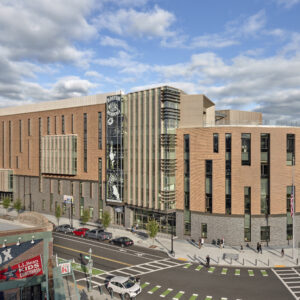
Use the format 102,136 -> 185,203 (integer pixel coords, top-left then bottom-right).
73,228 -> 89,237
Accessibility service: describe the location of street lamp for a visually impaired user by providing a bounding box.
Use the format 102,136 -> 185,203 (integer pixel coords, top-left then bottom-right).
88,248 -> 93,292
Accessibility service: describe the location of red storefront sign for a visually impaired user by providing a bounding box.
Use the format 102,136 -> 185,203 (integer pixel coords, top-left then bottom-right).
0,255 -> 43,281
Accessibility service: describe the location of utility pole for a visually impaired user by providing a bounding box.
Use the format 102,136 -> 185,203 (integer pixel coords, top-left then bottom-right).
88,248 -> 93,291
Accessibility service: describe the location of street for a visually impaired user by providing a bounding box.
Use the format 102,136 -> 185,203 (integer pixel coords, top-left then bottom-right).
53,232 -> 295,300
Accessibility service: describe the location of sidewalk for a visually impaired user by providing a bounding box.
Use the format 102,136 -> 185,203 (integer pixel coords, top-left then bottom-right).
1,208 -> 299,268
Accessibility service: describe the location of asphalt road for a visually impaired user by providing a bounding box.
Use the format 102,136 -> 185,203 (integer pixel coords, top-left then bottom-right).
53,232 -> 295,300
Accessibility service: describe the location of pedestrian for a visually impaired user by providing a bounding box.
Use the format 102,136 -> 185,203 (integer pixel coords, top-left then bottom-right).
199,237 -> 201,249
201,238 -> 204,247
257,242 -> 260,253
222,237 -> 225,249
206,255 -> 210,268
281,248 -> 284,257
240,245 -> 243,252
260,244 -> 262,254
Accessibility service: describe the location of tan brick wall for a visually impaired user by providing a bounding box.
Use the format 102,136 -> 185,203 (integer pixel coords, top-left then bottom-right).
0,104 -> 106,181
176,126 -> 300,215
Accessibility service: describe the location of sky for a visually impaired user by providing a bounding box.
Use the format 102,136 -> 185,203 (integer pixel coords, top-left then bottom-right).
1,0 -> 300,122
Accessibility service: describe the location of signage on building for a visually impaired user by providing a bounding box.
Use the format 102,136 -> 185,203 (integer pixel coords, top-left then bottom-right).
0,255 -> 43,281
0,239 -> 42,268
59,262 -> 71,275
106,94 -> 123,203
64,195 -> 73,204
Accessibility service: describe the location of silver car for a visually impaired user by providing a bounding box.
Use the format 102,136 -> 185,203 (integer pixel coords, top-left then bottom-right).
107,276 -> 141,299
85,229 -> 112,241
55,224 -> 74,234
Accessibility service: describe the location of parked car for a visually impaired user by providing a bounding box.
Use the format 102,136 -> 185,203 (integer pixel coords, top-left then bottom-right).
55,224 -> 74,234
85,229 -> 112,241
107,276 -> 141,299
109,237 -> 134,247
73,227 -> 89,237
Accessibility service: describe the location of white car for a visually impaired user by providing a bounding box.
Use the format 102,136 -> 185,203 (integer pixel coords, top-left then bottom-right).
107,276 -> 141,299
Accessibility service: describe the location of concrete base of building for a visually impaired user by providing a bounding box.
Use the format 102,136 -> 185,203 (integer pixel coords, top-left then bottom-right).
176,210 -> 300,247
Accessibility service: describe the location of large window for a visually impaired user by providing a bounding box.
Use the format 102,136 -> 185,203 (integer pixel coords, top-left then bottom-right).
62,115 -> 65,134
205,160 -> 212,213
83,113 -> 87,172
287,186 -> 293,240
98,112 -> 102,149
184,134 -> 191,235
47,117 -> 50,135
201,223 -> 207,238
287,134 -> 295,166
241,133 -> 251,165
28,118 -> 31,136
261,134 -> 270,215
244,187 -> 251,242
225,133 -> 231,214
213,133 -> 219,153
260,226 -> 270,242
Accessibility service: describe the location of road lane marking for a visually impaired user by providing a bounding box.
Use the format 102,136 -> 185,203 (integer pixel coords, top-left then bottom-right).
195,265 -> 203,271
173,291 -> 184,299
221,268 -> 228,275
261,270 -> 268,277
189,294 -> 198,300
235,269 -> 240,276
148,285 -> 161,294
160,288 -> 173,297
141,282 -> 150,289
54,243 -> 132,266
248,270 -> 254,276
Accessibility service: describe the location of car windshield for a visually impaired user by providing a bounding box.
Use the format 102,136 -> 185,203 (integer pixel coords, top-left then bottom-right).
123,279 -> 135,289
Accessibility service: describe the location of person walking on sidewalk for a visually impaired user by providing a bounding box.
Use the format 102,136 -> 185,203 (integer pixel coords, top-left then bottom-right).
199,237 -> 201,249
259,244 -> 263,254
206,255 -> 210,268
281,248 -> 285,257
257,242 -> 260,253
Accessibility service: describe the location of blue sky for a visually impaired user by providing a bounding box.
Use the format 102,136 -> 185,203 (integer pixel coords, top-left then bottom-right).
1,0 -> 300,121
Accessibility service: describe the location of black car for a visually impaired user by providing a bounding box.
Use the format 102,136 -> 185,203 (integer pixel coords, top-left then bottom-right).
110,237 -> 134,247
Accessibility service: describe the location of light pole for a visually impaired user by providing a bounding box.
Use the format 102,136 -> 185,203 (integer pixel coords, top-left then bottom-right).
170,212 -> 175,255
88,248 -> 93,291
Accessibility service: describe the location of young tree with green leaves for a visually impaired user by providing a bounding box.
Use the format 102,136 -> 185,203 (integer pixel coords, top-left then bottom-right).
13,198 -> 22,215
146,218 -> 159,245
81,208 -> 90,225
102,211 -> 111,229
2,196 -> 11,213
55,205 -> 62,226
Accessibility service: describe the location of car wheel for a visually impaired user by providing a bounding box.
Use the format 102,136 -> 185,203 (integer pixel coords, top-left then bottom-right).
124,293 -> 130,300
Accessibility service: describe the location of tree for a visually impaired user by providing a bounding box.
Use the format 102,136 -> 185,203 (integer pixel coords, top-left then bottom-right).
146,218 -> 159,245
81,208 -> 90,225
13,198 -> 22,215
55,205 -> 61,226
2,196 -> 11,213
102,211 -> 111,229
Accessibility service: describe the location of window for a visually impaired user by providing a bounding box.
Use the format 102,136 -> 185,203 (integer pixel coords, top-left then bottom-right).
62,115 -> 65,134
19,120 -> 22,152
54,116 -> 57,134
83,113 -> 87,172
90,182 -> 93,198
16,156 -> 19,169
260,226 -> 270,242
287,186 -> 293,240
71,181 -> 74,195
28,119 -> 31,136
183,134 -> 191,235
201,223 -> 207,238
79,182 -> 83,197
261,134 -> 270,215
98,112 -> 102,149
58,180 -> 62,194
213,133 -> 219,153
241,133 -> 251,165
9,174 -> 13,190
47,117 -> 50,135
71,114 -> 74,134
287,134 -> 295,166
80,197 -> 84,217
205,160 -> 212,213
244,187 -> 251,242
89,207 -> 94,218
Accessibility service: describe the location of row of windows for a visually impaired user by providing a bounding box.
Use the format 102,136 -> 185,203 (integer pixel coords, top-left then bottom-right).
213,133 -> 296,166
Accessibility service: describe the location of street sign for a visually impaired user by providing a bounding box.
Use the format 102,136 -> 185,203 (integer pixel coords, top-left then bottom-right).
59,262 -> 71,275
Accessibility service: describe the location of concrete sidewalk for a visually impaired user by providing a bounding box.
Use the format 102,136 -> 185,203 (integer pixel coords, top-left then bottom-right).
1,208 -> 299,268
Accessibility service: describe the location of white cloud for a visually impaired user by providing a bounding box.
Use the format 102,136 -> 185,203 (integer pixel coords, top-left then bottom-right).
240,10 -> 266,35
190,34 -> 238,49
276,0 -> 300,8
100,36 -> 131,50
95,6 -> 175,38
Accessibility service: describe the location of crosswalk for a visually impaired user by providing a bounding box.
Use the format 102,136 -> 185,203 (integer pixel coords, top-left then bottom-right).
272,267 -> 300,299
182,263 -> 269,277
